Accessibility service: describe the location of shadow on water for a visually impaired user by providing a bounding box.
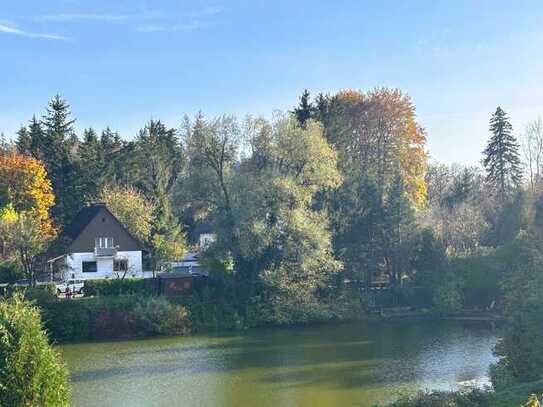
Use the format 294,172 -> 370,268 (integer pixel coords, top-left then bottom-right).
66,319 -> 498,394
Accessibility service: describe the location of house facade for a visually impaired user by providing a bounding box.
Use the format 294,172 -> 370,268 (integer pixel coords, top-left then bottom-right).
49,203 -> 146,280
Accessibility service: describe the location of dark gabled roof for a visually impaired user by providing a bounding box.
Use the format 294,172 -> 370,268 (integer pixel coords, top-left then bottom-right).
46,202 -> 147,256
62,202 -> 107,240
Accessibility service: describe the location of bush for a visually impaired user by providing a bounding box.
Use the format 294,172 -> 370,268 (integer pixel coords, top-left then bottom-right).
25,284 -> 57,307
183,297 -> 243,331
42,296 -> 138,341
84,278 -> 156,296
134,297 -> 190,335
492,306 -> 543,383
0,294 -> 70,406
0,260 -> 23,283
490,359 -> 518,390
432,277 -> 463,315
41,295 -> 190,341
245,294 -> 336,327
386,389 -> 491,407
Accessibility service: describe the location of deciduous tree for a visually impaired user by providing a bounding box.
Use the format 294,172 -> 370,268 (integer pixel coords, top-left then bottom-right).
0,152 -> 55,235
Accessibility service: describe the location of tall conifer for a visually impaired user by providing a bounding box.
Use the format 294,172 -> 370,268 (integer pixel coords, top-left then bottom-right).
483,107 -> 522,199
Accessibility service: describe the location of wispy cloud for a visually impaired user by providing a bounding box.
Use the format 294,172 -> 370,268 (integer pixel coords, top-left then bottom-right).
0,22 -> 69,40
34,10 -> 165,23
31,5 -> 222,36
137,20 -> 207,33
187,6 -> 222,18
136,24 -> 166,33
35,13 -> 137,22
173,21 -> 207,31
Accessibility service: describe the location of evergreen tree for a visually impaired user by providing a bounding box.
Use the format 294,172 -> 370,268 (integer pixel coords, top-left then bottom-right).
133,120 -> 182,197
313,92 -> 330,125
0,133 -> 10,154
27,116 -> 45,160
483,107 -> 523,199
293,89 -> 314,127
78,128 -> 103,200
100,127 -> 124,183
15,126 -> 32,155
150,195 -> 186,269
443,168 -> 473,209
41,95 -> 83,224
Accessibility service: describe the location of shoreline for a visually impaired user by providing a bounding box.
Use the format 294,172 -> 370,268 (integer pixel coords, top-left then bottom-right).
53,311 -> 504,345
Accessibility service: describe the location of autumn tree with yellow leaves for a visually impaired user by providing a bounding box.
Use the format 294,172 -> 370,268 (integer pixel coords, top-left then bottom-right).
0,152 -> 56,236
0,152 -> 56,283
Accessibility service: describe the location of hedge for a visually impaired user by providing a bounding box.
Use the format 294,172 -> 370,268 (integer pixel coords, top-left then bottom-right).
41,295 -> 189,342
83,278 -> 157,297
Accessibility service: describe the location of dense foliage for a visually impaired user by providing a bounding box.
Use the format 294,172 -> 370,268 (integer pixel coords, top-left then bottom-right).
84,278 -> 156,296
41,295 -> 190,341
0,295 -> 70,406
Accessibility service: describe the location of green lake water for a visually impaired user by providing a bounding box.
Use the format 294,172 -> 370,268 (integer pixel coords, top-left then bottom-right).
59,320 -> 498,407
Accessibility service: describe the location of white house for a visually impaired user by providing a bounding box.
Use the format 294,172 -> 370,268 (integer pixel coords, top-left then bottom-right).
47,203 -> 146,281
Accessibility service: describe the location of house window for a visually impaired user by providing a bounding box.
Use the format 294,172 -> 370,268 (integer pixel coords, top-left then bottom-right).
114,259 -> 128,272
82,261 -> 97,273
95,237 -> 114,249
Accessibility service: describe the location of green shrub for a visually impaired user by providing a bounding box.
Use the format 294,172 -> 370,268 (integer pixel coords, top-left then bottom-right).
490,359 -> 518,390
41,295 -> 190,341
432,280 -> 463,314
84,278 -> 156,296
25,284 -> 58,307
492,306 -> 543,383
41,296 -> 138,341
0,294 -> 70,406
134,297 -> 190,335
386,389 -> 491,407
0,260 -> 23,283
182,297 -> 243,331
245,294 -> 336,327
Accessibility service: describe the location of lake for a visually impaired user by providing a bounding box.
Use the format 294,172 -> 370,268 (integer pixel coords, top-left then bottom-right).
60,320 -> 498,407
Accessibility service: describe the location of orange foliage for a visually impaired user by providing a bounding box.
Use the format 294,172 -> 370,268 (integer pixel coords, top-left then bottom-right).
330,88 -> 428,208
0,152 -> 56,236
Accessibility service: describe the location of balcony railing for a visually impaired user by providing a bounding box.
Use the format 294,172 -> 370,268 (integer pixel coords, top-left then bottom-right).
94,247 -> 118,257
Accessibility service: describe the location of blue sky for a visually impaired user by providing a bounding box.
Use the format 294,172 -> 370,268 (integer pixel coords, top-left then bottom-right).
1,0 -> 542,165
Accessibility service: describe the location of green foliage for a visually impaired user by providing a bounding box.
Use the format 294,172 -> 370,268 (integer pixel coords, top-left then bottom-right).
24,284 -> 58,307
181,113 -> 342,309
41,295 -> 190,341
431,279 -> 463,314
483,107 -> 523,199
0,208 -> 54,283
293,89 -> 314,127
40,95 -> 83,225
98,184 -> 155,243
492,226 -> 543,384
245,295 -> 335,327
448,249 -> 501,310
0,260 -> 23,283
385,389 -> 492,407
84,278 -> 156,297
384,381 -> 543,407
133,296 -> 190,335
0,294 -> 70,406
490,359 -> 518,390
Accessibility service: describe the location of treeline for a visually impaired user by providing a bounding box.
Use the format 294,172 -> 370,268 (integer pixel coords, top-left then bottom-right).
1,88 -> 541,319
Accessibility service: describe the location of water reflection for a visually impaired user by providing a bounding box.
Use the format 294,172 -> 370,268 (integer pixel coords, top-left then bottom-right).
60,320 -> 498,407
